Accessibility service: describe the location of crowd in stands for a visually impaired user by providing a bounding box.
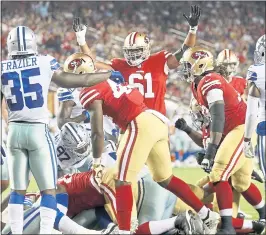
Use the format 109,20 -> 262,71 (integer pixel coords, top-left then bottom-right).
2,1 -> 265,159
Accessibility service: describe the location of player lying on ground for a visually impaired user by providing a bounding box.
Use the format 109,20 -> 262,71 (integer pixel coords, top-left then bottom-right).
244,34 -> 266,190
74,5 -> 201,116
1,25 -> 124,234
180,46 -> 265,234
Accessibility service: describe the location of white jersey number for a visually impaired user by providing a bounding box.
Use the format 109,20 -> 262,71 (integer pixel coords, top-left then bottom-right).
128,73 -> 155,98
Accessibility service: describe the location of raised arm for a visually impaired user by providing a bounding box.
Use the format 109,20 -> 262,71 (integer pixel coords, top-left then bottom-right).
52,68 -> 111,88
175,118 -> 204,148
167,5 -> 201,69
73,18 -> 113,71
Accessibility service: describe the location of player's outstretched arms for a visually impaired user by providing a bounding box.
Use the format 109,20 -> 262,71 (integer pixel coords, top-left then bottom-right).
73,17 -> 113,71
52,68 -> 111,88
175,118 -> 204,148
168,5 -> 201,69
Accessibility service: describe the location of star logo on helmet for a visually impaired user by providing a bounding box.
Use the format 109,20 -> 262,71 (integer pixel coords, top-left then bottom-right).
68,58 -> 85,70
191,51 -> 209,60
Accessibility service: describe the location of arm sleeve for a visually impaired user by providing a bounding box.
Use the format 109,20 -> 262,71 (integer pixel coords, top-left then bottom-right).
244,95 -> 259,139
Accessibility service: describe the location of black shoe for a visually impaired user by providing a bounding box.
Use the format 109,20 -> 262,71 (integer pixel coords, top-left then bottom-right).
252,220 -> 266,234
237,212 -> 245,219
216,227 -> 236,234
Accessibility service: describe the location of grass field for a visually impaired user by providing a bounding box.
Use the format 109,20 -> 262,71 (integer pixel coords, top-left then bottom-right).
2,167 -> 265,220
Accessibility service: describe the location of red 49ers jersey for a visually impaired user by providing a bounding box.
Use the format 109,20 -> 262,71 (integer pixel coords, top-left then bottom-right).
58,171 -> 105,217
80,80 -> 147,131
192,73 -> 247,136
110,50 -> 172,115
230,76 -> 247,96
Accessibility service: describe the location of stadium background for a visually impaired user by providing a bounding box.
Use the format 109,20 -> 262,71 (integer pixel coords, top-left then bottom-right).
1,1 -> 265,219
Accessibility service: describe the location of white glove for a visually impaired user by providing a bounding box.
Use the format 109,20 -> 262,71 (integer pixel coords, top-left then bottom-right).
75,25 -> 87,46
201,158 -> 212,173
243,141 -> 255,158
73,18 -> 87,46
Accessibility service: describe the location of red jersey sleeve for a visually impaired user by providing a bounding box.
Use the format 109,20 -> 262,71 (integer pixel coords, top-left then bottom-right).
58,172 -> 92,195
199,73 -> 224,97
110,58 -> 126,70
80,85 -> 102,109
151,50 -> 172,75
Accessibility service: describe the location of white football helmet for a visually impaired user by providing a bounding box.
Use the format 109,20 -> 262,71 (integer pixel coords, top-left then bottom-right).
216,49 -> 239,76
7,26 -> 38,58
123,32 -> 151,66
254,35 -> 265,64
61,122 -> 91,160
190,97 -> 211,130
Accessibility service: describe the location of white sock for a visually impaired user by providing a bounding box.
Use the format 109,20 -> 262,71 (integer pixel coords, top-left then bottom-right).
119,230 -> 131,234
241,220 -> 253,229
40,206 -> 57,234
149,216 -> 176,234
58,215 -> 101,234
8,204 -> 24,234
198,206 -> 209,220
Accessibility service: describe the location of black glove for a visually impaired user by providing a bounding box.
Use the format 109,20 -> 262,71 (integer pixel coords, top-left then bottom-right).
201,143 -> 217,173
175,118 -> 192,134
183,5 -> 201,27
73,17 -> 86,32
196,152 -> 205,165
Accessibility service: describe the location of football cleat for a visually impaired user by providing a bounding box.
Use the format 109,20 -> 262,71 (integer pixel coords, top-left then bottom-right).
216,227 -> 236,234
252,220 -> 266,234
202,210 -> 220,234
174,210 -> 194,234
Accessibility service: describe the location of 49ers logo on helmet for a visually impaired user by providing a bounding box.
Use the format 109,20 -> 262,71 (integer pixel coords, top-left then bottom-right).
191,51 -> 209,60
68,58 -> 85,70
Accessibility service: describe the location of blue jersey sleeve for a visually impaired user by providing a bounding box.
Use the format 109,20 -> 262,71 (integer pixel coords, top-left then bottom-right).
246,65 -> 258,82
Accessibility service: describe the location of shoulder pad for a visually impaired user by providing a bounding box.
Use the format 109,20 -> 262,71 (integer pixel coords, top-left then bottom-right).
246,66 -> 258,81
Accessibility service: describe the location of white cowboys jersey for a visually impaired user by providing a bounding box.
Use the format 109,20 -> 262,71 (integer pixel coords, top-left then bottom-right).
1,55 -> 60,124
247,64 -> 265,123
57,87 -> 117,136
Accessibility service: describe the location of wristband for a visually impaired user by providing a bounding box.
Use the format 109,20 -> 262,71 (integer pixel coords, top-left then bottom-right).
205,143 -> 218,160
189,26 -> 198,34
93,158 -> 101,165
84,110 -> 90,121
77,37 -> 86,46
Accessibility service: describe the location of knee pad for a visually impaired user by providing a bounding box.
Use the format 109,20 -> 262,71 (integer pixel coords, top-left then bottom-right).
231,174 -> 251,193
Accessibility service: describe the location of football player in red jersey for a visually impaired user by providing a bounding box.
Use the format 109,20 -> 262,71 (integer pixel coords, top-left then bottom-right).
180,46 -> 266,234
73,5 -> 201,116
216,49 -> 247,100
62,53 -> 221,234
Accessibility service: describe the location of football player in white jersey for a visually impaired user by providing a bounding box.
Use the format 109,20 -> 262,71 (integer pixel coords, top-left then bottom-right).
1,25 -> 125,234
244,34 -> 266,187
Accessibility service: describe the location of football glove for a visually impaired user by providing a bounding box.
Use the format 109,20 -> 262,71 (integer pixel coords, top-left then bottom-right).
201,143 -> 217,173
92,158 -> 104,186
73,17 -> 87,46
196,152 -> 205,165
175,118 -> 192,134
82,110 -> 90,122
183,5 -> 201,28
243,141 -> 255,158
110,71 -> 125,84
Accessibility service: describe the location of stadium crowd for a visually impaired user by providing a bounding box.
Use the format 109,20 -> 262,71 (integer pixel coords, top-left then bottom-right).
1,1 -> 265,160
